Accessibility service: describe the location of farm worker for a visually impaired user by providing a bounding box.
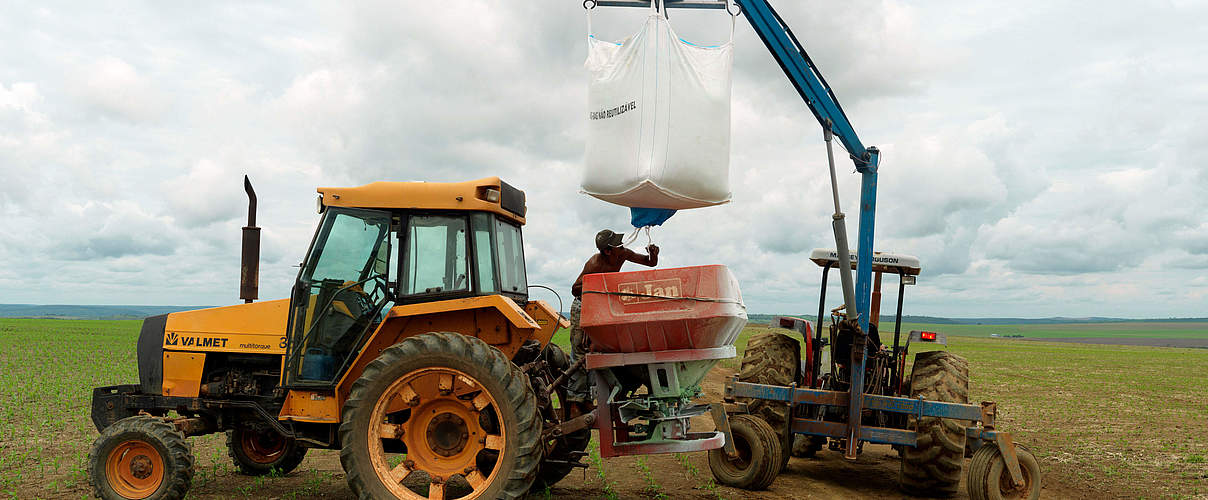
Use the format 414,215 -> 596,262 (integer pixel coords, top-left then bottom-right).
566,229 -> 659,411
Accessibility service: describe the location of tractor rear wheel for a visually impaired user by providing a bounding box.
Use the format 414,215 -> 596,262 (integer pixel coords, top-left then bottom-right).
737,332 -> 798,471
708,414 -> 782,490
89,415 -> 194,500
227,427 -> 307,476
339,332 -> 542,499
899,350 -> 969,497
968,444 -> 1041,500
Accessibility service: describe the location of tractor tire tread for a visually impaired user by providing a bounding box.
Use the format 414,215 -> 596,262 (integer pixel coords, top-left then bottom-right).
899,350 -> 968,497
89,415 -> 194,500
737,332 -> 798,471
968,444 -> 997,500
708,414 -> 782,490
339,332 -> 542,500
225,428 -> 307,476
967,444 -> 1042,500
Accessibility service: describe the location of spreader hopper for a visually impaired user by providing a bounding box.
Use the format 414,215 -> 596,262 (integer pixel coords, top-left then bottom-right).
579,265 -> 747,457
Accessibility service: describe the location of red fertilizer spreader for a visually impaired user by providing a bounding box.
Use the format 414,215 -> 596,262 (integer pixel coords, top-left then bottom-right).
579,265 -> 746,457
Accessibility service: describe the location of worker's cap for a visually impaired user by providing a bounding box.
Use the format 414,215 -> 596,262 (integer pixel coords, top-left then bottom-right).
595,229 -> 624,250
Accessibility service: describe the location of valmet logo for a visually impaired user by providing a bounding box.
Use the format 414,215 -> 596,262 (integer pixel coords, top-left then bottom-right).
165,332 -> 229,348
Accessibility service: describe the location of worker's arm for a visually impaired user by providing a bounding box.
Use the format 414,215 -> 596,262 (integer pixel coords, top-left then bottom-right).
571,273 -> 585,298
625,245 -> 658,267
571,258 -> 595,298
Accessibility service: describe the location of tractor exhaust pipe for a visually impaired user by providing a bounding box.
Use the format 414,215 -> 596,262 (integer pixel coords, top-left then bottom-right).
240,175 -> 260,303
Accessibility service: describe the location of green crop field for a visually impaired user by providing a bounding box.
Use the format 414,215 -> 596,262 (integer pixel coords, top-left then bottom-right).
898,321 -> 1208,340
0,319 -> 140,496
2,318 -> 1206,498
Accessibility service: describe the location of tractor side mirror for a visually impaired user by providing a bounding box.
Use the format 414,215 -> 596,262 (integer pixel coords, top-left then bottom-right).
902,275 -> 916,285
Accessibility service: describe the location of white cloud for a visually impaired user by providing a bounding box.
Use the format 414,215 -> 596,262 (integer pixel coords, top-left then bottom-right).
70,56 -> 168,122
161,159 -> 246,228
0,1 -> 1204,317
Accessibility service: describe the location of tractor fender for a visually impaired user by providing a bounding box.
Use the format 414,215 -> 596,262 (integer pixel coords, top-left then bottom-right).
382,295 -> 541,331
333,295 -> 551,408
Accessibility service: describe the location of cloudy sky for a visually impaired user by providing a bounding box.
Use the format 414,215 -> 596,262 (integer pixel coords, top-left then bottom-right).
1,1 -> 1205,318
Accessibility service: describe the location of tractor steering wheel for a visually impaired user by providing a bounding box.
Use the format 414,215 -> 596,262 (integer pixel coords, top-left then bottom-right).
365,274 -> 388,301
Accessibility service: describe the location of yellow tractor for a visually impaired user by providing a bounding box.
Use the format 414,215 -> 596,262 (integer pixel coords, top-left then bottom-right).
89,177 -> 578,500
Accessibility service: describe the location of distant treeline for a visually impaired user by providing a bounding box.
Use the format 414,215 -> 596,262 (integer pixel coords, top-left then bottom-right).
0,304 -> 212,320
745,313 -> 1208,326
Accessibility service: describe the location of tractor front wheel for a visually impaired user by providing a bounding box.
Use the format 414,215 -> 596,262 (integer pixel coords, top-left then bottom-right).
339,332 -> 542,499
708,414 -> 782,490
227,427 -> 307,476
89,415 -> 194,500
968,444 -> 1041,500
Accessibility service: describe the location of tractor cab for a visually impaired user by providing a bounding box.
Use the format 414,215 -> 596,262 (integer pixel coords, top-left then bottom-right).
283,178 -> 530,385
806,248 -> 921,383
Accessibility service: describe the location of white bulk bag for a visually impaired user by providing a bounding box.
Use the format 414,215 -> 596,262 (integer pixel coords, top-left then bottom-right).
582,3 -> 734,210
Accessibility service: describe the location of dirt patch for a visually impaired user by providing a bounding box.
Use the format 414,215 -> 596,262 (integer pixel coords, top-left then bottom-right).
1023,337 -> 1208,348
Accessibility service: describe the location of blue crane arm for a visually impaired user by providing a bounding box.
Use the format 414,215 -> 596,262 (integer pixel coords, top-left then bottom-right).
735,0 -> 880,329
735,0 -> 874,170
734,0 -> 883,459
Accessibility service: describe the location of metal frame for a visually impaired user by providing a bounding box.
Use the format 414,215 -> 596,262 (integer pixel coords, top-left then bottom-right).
589,348 -> 732,458
726,378 -> 1025,485
591,0 -> 728,9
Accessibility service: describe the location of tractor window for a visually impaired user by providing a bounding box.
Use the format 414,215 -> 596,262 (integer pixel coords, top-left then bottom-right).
289,207 -> 392,383
402,215 -> 469,295
471,213 -> 498,294
495,219 -> 527,296
307,211 -> 390,284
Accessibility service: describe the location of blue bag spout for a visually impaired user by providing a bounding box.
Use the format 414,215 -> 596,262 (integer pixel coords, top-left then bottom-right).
630,207 -> 677,228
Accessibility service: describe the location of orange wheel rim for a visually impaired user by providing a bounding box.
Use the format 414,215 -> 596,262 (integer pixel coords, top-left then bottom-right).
369,367 -> 504,499
105,440 -> 164,499
241,430 -> 287,464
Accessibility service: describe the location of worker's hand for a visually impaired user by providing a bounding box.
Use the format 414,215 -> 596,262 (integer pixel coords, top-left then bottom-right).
647,244 -> 659,256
